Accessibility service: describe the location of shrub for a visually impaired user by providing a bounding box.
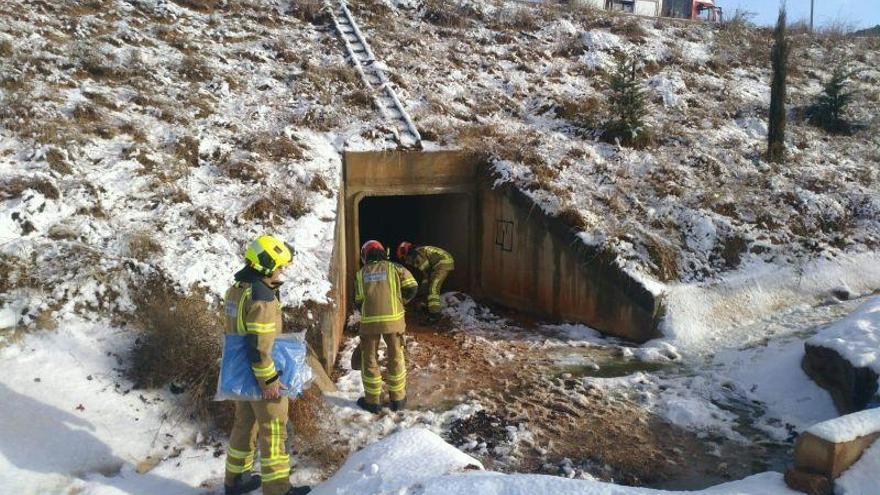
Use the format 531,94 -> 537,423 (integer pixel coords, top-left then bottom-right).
241,189 -> 310,224
809,64 -> 857,134
767,6 -> 790,164
127,231 -> 164,261
289,0 -> 328,24
288,388 -> 347,468
423,0 -> 480,27
603,53 -> 651,148
129,274 -> 226,422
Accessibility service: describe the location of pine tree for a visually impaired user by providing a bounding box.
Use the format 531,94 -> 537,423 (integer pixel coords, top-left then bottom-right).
767,6 -> 790,164
811,65 -> 855,134
605,53 -> 649,147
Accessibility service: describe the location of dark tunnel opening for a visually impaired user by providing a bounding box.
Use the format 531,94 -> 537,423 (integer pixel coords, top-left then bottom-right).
357,193 -> 472,292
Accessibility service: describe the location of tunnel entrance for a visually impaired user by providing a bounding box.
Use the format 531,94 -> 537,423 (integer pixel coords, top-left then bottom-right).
357,193 -> 472,293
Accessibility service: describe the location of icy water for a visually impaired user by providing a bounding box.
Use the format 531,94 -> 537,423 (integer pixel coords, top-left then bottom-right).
511,295 -> 872,489
396,294 -> 875,490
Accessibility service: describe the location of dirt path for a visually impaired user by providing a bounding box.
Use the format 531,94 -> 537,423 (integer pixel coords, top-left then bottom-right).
396,308 -> 784,488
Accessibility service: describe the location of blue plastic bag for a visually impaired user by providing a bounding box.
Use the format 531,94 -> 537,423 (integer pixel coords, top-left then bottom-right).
215,334 -> 314,401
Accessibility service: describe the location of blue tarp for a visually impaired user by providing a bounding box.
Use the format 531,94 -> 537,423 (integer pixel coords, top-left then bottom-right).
215,334 -> 313,401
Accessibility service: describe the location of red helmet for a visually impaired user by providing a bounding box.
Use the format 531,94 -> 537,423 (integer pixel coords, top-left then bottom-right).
361,240 -> 384,263
396,241 -> 413,260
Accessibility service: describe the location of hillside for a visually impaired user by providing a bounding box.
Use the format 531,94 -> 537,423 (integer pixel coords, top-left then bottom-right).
1,1 -> 880,494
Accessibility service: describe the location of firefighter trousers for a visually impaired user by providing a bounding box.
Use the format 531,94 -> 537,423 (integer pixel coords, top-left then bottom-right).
425,267 -> 452,314
225,397 -> 291,495
360,332 -> 406,405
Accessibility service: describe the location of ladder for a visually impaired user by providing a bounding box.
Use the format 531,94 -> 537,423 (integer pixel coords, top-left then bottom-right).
326,1 -> 423,149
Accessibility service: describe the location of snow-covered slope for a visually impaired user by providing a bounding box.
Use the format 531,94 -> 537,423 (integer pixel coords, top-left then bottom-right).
353,0 -> 880,288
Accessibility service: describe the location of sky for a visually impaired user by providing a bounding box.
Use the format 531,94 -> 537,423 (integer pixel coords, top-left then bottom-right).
720,0 -> 880,30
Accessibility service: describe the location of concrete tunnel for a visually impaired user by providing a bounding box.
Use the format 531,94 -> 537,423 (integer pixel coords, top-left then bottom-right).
311,150 -> 663,372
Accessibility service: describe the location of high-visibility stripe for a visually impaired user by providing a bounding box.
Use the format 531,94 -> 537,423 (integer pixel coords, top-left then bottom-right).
386,370 -> 406,381
260,455 -> 289,467
355,271 -> 364,303
235,289 -> 251,334
246,322 -> 276,334
268,418 -> 283,459
401,278 -> 417,288
227,446 -> 253,459
226,460 -> 254,473
252,363 -> 277,378
361,373 -> 383,384
361,312 -> 405,324
387,381 -> 406,393
261,467 -> 291,482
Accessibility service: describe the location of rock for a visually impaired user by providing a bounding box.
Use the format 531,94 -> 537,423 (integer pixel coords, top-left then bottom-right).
784,467 -> 832,495
794,431 -> 880,479
802,343 -> 879,414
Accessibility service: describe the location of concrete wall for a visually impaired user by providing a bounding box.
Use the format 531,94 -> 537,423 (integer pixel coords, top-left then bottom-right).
344,150 -> 480,302
341,150 -> 661,344
477,184 -> 660,342
312,170 -> 348,373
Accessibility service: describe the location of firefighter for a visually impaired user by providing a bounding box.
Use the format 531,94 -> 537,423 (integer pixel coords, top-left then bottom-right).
223,235 -> 311,495
355,240 -> 418,413
396,242 -> 454,321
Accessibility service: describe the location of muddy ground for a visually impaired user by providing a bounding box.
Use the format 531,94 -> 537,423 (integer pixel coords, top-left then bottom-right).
311,300 -> 791,490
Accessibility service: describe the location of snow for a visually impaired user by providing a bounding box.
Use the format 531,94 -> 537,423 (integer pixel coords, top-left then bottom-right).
806,409 -> 880,444
807,296 -> 880,377
659,253 -> 880,354
313,428 -> 802,495
0,320 -> 219,495
835,438 -> 880,495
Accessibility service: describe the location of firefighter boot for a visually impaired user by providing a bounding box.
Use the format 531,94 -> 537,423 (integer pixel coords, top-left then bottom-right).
390,397 -> 407,412
283,486 -> 312,495
356,397 -> 382,414
225,473 -> 261,495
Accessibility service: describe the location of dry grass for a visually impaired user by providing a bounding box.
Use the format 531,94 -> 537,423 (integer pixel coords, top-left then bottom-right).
644,235 -> 679,282
289,0 -> 328,24
220,159 -> 266,183
45,147 -> 72,175
127,230 -> 164,261
0,176 -> 60,200
494,5 -> 541,32
129,273 -> 226,422
422,0 -> 481,28
289,388 -> 347,469
172,134 -> 200,168
179,54 -> 212,82
611,19 -> 648,43
241,189 -> 310,224
240,134 -> 304,162
554,95 -> 604,129
0,39 -> 12,58
169,0 -> 224,13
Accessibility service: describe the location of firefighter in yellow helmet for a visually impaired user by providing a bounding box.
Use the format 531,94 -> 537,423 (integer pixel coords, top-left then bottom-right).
396,242 -> 454,322
355,240 -> 418,413
222,235 -> 311,495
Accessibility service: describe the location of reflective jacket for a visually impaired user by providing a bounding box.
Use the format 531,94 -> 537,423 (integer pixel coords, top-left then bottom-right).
407,246 -> 455,278
224,267 -> 283,390
355,260 -> 417,335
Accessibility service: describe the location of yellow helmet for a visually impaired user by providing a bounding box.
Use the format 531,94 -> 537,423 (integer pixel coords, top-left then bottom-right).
245,235 -> 294,275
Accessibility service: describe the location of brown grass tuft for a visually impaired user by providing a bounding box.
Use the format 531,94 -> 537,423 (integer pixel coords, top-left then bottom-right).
127,230 -> 164,261
241,134 -> 304,162
289,0 -> 328,24
170,0 -> 224,13
0,39 -> 13,58
241,189 -> 310,224
129,274 -> 225,422
173,134 -> 200,168
611,19 -> 648,43
645,235 -> 679,282
179,54 -> 212,82
0,176 -> 60,200
221,159 -> 265,183
289,388 -> 347,469
45,147 -> 73,175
